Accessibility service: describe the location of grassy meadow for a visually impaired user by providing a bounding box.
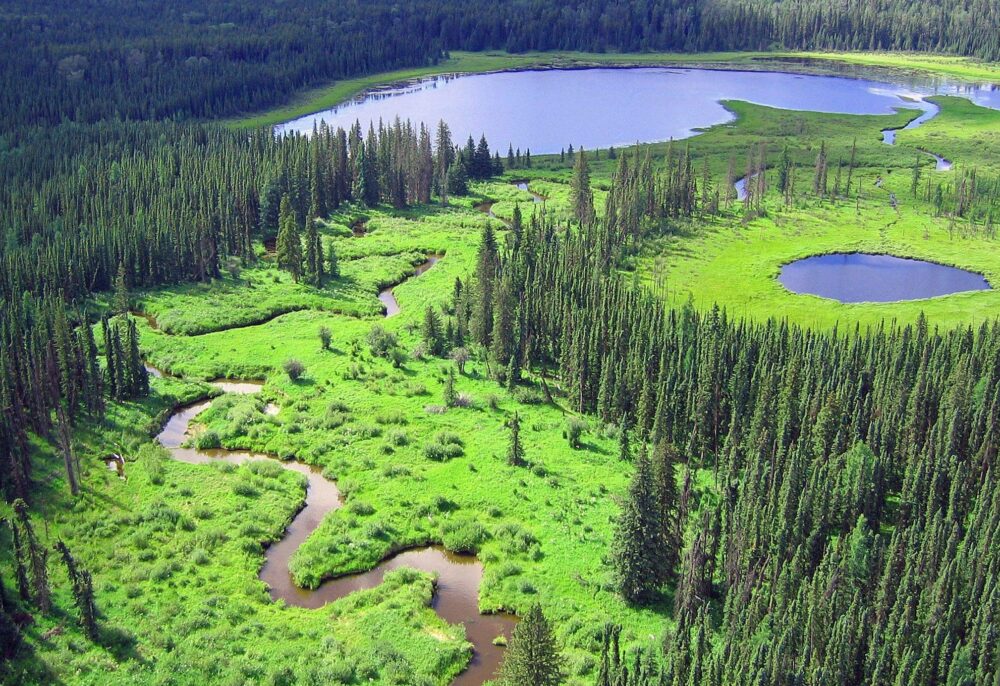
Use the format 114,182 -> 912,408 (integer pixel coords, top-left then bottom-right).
5,51 -> 999,684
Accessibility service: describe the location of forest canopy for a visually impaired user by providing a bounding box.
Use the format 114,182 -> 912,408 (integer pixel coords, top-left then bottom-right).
0,0 -> 997,130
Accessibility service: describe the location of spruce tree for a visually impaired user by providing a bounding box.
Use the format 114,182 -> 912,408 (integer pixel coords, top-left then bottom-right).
304,213 -> 320,286
443,368 -> 456,407
422,306 -> 444,355
276,194 -> 303,282
326,239 -> 340,278
570,147 -> 595,226
55,541 -> 99,640
507,412 -> 526,467
12,500 -> 49,613
472,224 -> 499,350
611,448 -> 666,604
113,262 -> 129,314
496,603 -> 562,686
652,441 -> 681,584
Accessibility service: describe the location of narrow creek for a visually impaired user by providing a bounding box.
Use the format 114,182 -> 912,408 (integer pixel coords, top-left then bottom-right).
880,98 -> 952,170
378,254 -> 443,317
154,381 -> 515,684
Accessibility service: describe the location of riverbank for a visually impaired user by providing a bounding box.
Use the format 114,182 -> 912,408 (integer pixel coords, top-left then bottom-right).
226,49 -> 999,130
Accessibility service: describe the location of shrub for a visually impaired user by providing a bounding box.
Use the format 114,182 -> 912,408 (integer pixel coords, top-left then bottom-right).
435,431 -> 463,446
347,501 -> 374,516
366,325 -> 398,358
247,460 -> 283,478
442,518 -> 487,553
566,417 -> 588,449
387,429 -> 409,446
375,409 -> 408,425
318,326 -> 332,350
345,423 -> 382,439
403,382 -> 428,397
195,430 -> 221,450
512,386 -> 545,405
232,480 -> 259,497
283,358 -> 305,381
382,464 -> 411,477
423,442 -> 448,461
424,435 -> 464,460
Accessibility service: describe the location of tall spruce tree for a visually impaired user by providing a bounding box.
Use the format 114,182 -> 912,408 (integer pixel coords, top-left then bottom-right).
496,603 -> 562,686
276,194 -> 303,282
611,447 -> 667,604
507,412 -> 526,467
570,147 -> 595,226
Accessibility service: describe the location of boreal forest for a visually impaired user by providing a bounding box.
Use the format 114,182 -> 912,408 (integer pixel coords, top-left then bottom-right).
1,1 -> 1000,685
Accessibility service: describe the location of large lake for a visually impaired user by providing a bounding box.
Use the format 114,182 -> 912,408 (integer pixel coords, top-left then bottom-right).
778,253 -> 991,303
276,67 -> 1000,153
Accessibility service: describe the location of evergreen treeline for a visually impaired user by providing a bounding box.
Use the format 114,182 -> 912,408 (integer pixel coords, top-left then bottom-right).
2,0 -> 996,131
0,119 -> 496,302
467,195 -> 1000,684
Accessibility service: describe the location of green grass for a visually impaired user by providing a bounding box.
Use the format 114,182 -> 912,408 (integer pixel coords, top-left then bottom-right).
1,377 -> 469,686
7,51 -> 1000,685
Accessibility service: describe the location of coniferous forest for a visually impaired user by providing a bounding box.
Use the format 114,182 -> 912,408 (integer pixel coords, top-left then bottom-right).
2,1 -> 1000,685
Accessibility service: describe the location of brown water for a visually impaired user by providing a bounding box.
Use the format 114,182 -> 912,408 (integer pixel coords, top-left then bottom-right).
378,254 -> 443,317
154,381 -> 514,684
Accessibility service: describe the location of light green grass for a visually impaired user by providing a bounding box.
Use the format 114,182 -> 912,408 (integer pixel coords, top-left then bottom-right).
1,376 -> 469,686
8,57 -> 1000,685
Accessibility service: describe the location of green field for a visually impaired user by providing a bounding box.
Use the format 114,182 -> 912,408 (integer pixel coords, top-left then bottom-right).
6,50 -> 1000,685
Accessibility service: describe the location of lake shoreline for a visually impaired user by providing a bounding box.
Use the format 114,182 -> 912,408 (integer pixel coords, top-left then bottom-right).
228,50 -> 1000,130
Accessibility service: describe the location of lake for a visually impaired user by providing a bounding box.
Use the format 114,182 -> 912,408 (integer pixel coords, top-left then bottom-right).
276,67 -> 999,153
778,253 -> 991,303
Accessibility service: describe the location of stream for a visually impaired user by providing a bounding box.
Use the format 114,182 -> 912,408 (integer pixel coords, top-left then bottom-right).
378,254 -> 443,317
154,381 -> 515,685
879,97 -> 952,170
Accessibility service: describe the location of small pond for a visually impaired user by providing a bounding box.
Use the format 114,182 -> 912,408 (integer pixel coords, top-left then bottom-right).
778,253 -> 990,303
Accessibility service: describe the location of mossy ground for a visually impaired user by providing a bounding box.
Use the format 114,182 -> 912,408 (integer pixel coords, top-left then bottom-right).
4,54 -> 999,684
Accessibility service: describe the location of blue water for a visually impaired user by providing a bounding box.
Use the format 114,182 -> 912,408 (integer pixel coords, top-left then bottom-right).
276,67 -> 998,154
778,253 -> 990,303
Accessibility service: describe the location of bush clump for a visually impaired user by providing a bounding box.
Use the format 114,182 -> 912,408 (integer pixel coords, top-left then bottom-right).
442,518 -> 487,553
283,358 -> 305,381
195,430 -> 221,450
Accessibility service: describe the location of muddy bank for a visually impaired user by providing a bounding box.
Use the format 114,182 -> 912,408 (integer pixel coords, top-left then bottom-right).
155,381 -> 513,684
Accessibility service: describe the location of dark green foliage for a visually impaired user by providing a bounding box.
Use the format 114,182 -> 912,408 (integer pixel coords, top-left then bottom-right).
276,195 -> 303,282
472,175 -> 1000,682
506,412 -> 526,467
283,359 -> 305,381
443,368 -> 457,407
11,500 -> 49,613
55,542 -> 99,641
422,306 -> 445,356
570,148 -> 595,226
496,603 -> 562,686
611,447 -> 668,604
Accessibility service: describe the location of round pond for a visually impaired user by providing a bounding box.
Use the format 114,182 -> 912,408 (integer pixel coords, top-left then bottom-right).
778,253 -> 990,303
